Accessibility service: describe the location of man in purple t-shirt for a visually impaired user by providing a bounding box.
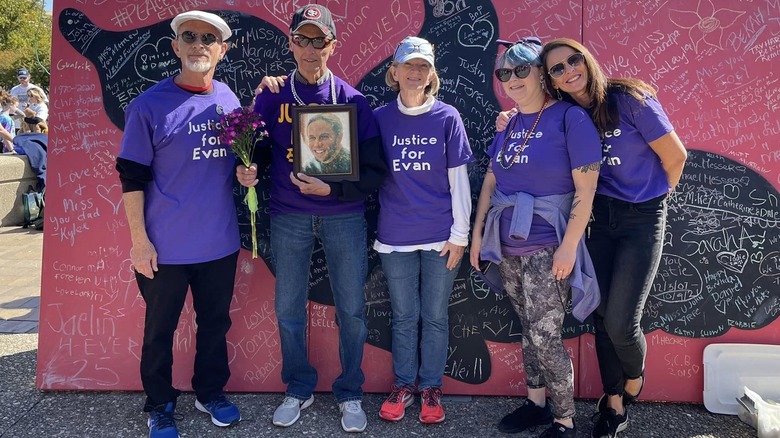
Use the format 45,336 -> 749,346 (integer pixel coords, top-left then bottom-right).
236,4 -> 387,434
116,11 -> 241,438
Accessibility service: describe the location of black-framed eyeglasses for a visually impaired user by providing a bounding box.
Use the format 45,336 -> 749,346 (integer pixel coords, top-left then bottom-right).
179,30 -> 220,46
494,64 -> 532,82
548,53 -> 585,78
291,34 -> 332,49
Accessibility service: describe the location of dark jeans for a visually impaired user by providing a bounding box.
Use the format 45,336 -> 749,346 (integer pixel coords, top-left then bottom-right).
137,251 -> 238,411
587,194 -> 666,395
270,213 -> 368,402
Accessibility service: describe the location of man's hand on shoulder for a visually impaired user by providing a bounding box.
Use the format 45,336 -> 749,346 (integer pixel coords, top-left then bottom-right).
255,75 -> 288,95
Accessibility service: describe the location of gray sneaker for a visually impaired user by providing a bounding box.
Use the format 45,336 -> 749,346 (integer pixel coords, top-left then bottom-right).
339,400 -> 367,433
272,395 -> 314,427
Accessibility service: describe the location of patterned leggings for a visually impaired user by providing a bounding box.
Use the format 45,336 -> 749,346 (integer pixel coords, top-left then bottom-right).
498,247 -> 575,420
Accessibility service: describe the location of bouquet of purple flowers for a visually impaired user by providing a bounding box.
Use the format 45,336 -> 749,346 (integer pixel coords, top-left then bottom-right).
218,106 -> 268,258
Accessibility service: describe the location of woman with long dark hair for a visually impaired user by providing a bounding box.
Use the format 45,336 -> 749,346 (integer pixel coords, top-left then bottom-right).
541,38 -> 687,438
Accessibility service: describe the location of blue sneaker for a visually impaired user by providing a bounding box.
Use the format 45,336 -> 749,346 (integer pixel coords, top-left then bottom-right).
147,402 -> 179,438
195,394 -> 241,427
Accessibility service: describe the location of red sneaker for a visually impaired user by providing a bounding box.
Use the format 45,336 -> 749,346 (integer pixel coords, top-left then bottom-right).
379,385 -> 414,421
419,387 -> 445,424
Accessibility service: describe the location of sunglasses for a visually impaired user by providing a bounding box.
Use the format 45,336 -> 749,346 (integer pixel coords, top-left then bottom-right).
291,34 -> 332,49
494,64 -> 532,82
179,30 -> 220,46
547,53 -> 585,78
394,41 -> 434,58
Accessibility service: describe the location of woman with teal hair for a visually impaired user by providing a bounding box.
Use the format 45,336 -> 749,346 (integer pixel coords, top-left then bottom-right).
471,38 -> 602,438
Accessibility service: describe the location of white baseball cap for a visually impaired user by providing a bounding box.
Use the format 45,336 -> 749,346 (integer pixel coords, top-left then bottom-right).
171,11 -> 232,41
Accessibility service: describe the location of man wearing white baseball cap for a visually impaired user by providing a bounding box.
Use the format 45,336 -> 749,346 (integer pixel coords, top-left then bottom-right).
170,10 -> 232,41
116,10 -> 241,438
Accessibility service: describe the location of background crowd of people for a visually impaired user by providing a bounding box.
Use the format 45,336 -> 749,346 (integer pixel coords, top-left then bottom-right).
2,68 -> 49,160
1,72 -> 49,195
2,67 -> 48,131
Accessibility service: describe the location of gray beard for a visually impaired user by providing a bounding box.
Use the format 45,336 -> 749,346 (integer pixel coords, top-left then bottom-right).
185,60 -> 211,73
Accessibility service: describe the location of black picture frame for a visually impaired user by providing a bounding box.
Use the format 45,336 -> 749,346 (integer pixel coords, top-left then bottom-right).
292,104 -> 359,182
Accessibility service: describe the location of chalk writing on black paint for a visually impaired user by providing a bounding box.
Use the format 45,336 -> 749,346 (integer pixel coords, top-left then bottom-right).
646,151 -> 780,338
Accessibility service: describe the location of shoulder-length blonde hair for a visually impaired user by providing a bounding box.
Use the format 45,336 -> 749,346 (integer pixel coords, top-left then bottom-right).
27,88 -> 45,101
540,38 -> 656,132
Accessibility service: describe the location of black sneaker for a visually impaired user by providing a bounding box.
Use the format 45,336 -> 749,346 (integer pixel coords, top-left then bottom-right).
591,407 -> 628,438
497,399 -> 553,433
540,421 -> 576,438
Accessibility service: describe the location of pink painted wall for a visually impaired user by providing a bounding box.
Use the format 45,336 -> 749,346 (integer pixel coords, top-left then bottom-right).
38,0 -> 780,402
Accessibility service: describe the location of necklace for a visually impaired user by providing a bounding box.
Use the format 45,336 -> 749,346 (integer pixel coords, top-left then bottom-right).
290,68 -> 337,105
498,95 -> 549,170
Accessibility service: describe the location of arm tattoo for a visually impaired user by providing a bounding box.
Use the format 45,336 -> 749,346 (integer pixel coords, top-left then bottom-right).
569,197 -> 581,220
577,162 -> 601,173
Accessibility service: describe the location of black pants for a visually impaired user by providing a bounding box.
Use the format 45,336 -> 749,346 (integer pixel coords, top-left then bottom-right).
587,194 -> 666,395
137,251 -> 239,411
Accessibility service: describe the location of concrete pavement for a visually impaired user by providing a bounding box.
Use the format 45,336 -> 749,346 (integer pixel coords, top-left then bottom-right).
0,226 -> 756,437
0,226 -> 41,334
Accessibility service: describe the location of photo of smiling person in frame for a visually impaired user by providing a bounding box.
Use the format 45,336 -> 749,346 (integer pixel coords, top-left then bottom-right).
304,111 -> 350,174
293,104 -> 359,181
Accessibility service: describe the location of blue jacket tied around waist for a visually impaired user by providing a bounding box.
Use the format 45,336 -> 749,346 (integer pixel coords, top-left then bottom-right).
480,190 -> 600,322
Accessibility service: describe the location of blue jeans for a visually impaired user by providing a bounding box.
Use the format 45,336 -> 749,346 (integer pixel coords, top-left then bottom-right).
270,213 -> 368,402
587,194 -> 666,395
380,250 -> 459,389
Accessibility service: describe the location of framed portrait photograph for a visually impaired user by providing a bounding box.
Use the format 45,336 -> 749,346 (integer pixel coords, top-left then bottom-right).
292,104 -> 359,182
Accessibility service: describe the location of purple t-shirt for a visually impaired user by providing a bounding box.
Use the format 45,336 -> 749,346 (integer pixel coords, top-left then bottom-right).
374,100 -> 473,245
487,101 -> 601,253
595,92 -> 674,202
118,78 -> 240,264
254,74 -> 380,216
